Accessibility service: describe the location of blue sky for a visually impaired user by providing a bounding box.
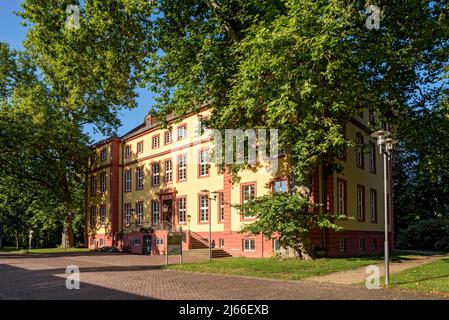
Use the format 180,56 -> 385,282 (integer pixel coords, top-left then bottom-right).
0,0 -> 154,143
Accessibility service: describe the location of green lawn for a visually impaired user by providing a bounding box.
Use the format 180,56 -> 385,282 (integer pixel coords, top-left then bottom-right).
388,257 -> 449,295
167,251 -> 443,281
0,247 -> 88,254
167,256 -> 382,280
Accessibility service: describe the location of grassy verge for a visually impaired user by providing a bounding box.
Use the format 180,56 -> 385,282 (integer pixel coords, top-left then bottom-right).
167,251 -> 443,281
167,256 -> 381,281
388,257 -> 449,295
0,247 -> 89,254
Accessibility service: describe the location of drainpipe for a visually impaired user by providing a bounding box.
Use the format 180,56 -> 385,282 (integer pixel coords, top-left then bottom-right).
119,139 -> 124,249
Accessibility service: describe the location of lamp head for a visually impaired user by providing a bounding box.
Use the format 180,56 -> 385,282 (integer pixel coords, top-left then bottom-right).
384,138 -> 398,145
370,130 -> 391,139
371,130 -> 391,147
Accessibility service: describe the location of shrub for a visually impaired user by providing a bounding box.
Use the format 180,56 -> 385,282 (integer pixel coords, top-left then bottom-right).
397,218 -> 449,251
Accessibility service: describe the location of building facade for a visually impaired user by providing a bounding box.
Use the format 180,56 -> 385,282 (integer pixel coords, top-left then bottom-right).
85,108 -> 393,257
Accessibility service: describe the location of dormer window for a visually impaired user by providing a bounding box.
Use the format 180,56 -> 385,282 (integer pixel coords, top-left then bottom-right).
146,114 -> 154,126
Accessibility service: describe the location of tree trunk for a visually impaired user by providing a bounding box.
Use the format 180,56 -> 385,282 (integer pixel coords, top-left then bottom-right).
61,212 -> 75,248
296,233 -> 316,260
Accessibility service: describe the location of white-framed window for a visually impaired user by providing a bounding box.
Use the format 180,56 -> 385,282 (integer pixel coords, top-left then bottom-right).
273,180 -> 288,193
100,238 -> 104,247
369,142 -> 376,174
90,176 -> 96,196
125,145 -> 132,159
133,237 -> 141,246
100,172 -> 107,193
156,238 -> 163,246
90,206 -> 96,228
356,134 -> 364,168
124,204 -> 131,227
219,192 -> 225,222
199,194 -> 209,222
178,155 -> 187,181
125,170 -> 131,192
339,239 -> 346,253
164,131 -> 172,144
100,205 -> 106,226
136,202 -> 143,225
178,125 -> 187,140
136,167 -> 144,190
369,108 -> 375,123
370,189 -> 377,223
137,141 -> 144,154
165,160 -> 173,183
357,185 -> 365,221
273,239 -> 281,251
91,152 -> 97,164
372,239 -> 378,250
199,149 -> 210,176
152,135 -> 160,148
242,184 -> 256,218
178,197 -> 186,224
152,201 -> 159,225
359,239 -> 365,251
219,238 -> 224,248
337,179 -> 346,215
243,239 -> 255,251
100,148 -> 107,162
152,163 -> 160,186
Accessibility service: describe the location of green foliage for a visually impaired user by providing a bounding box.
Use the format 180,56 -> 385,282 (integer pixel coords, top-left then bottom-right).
144,0 -> 449,184
0,0 -> 152,247
235,192 -> 346,257
393,104 -> 449,248
397,218 -> 449,251
19,0 -> 154,134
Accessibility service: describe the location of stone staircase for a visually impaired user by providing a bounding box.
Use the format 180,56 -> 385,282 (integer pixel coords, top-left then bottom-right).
186,234 -> 232,259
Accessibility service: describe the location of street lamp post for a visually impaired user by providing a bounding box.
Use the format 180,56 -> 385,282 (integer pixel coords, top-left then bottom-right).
28,230 -> 34,253
370,130 -> 398,287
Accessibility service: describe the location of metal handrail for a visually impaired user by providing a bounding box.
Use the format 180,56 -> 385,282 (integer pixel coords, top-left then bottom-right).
189,230 -> 210,245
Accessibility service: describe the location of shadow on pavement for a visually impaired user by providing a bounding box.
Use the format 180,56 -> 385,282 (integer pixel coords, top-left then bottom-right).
0,263 -> 155,300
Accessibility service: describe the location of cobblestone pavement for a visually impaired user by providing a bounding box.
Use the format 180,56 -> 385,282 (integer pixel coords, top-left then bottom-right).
0,252 -> 446,300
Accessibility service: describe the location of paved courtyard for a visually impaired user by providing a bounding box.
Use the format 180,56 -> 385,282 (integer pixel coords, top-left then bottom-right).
0,252 -> 445,300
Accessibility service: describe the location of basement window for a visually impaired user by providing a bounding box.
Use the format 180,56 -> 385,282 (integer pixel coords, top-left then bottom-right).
243,239 -> 255,252
339,239 -> 346,253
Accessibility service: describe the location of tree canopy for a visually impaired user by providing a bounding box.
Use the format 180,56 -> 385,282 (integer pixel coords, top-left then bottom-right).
0,0 -> 154,247
145,0 -> 449,184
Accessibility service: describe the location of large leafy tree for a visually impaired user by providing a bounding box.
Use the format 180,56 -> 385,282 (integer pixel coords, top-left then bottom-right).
0,0 -> 153,246
142,1 -> 449,256
393,102 -> 449,244
146,0 -> 449,181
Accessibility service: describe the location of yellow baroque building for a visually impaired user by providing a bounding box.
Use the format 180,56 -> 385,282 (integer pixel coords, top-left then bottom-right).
85,108 -> 393,258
